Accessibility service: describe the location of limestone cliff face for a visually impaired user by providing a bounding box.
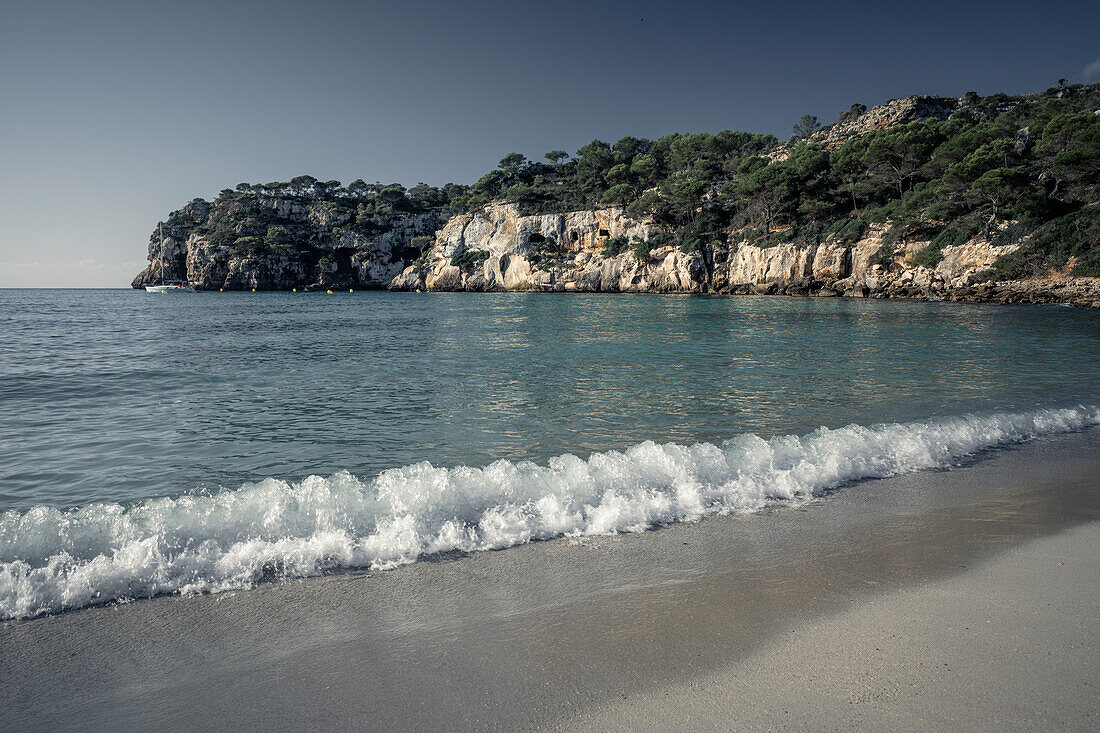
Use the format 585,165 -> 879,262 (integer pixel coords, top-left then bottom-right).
724,223 -> 1017,295
134,198 -> 1099,308
131,199 -> 210,286
387,203 -> 1047,302
390,203 -> 710,293
132,197 -> 440,290
721,225 -> 1100,308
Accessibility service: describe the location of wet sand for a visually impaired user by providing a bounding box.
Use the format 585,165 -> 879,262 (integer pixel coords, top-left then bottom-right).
2,429 -> 1099,731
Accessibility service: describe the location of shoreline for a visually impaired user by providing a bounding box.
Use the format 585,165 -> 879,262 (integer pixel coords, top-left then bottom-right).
389,275 -> 1100,310
124,280 -> 1100,309
2,429 -> 1099,730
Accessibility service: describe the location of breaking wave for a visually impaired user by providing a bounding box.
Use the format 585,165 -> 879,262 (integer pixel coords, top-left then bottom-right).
2,406 -> 1097,620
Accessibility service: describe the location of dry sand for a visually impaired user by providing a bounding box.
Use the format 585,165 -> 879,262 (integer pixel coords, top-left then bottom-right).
564,522 -> 1099,731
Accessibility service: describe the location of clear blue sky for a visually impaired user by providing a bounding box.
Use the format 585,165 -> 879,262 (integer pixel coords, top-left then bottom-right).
2,0 -> 1098,286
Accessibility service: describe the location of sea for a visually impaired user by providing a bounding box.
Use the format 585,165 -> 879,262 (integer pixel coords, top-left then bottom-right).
1,289 -> 1098,620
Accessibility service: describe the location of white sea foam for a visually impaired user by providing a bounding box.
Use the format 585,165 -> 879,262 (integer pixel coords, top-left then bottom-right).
2,406 -> 1097,620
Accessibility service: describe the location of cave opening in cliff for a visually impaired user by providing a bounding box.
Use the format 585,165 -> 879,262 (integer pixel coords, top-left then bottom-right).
598,229 -> 610,237
528,233 -> 545,244
569,231 -> 579,243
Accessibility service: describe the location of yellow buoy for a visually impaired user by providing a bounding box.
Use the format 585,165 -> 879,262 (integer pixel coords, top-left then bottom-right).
219,288 -> 224,292
349,288 -> 354,293
416,289 -> 421,293
327,289 -> 333,294
292,288 -> 297,292
251,288 -> 256,292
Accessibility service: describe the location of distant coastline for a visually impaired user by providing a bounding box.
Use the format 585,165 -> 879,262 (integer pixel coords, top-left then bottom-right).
133,84 -> 1100,309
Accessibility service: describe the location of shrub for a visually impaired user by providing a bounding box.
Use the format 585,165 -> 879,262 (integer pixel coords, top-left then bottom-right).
989,219 -> 1039,248
1073,246 -> 1100,277
602,236 -> 629,257
910,246 -> 940,269
838,103 -> 867,124
880,221 -> 909,247
870,243 -> 895,268
991,207 -> 1100,278
678,235 -> 702,253
823,218 -> 867,244
754,226 -> 806,249
648,230 -> 673,249
230,236 -> 263,256
265,226 -> 294,249
910,226 -> 971,268
881,218 -> 940,247
451,249 -> 491,270
528,234 -> 562,265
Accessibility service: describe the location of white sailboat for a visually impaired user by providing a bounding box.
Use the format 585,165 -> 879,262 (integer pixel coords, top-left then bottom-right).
146,282 -> 195,293
145,224 -> 195,293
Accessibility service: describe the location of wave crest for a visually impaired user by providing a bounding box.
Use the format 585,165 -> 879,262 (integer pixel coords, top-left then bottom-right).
2,406 -> 1097,620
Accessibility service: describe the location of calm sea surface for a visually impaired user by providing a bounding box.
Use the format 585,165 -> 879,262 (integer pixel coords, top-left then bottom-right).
1,289 -> 1098,513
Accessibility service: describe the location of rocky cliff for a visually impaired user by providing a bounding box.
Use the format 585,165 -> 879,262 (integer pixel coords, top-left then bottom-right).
390,204 -> 708,293
389,203 -> 1100,308
135,194 -> 1100,308
132,196 -> 441,291
135,83 -> 1100,306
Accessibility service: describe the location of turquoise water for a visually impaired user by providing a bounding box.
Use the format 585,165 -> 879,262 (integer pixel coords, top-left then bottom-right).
1,290 -> 1099,618
1,289 -> 1098,513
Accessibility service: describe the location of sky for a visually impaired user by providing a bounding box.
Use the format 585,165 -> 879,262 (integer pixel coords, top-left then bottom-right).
2,0 -> 1099,287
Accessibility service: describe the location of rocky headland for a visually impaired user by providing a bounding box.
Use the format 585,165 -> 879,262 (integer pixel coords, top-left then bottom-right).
132,192 -> 440,291
134,84 -> 1100,308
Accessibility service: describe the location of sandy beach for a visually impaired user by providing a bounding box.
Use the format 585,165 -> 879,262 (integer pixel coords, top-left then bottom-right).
3,428 -> 1098,731
568,522 -> 1099,731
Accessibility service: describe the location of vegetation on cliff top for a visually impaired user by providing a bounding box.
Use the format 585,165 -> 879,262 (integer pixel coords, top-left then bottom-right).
161,83 -> 1100,278
463,83 -> 1099,275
